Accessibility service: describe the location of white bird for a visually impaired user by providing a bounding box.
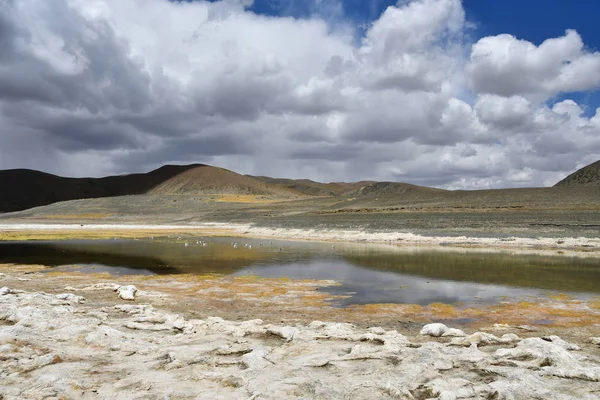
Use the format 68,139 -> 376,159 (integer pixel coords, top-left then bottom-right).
184,243 -> 189,247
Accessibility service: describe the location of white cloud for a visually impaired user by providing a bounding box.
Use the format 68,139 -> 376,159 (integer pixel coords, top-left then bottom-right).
467,30 -> 600,98
474,95 -> 531,130
0,0 -> 598,188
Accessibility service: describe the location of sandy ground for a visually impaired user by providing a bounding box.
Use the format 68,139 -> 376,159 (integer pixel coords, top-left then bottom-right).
1,222 -> 599,257
1,266 -> 600,399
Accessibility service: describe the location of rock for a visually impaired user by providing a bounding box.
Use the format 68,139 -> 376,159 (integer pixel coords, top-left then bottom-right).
369,327 -> 386,335
441,328 -> 466,337
118,285 -> 137,301
494,337 -> 582,370
420,323 -> 448,337
68,283 -> 121,292
266,325 -> 299,341
114,304 -> 151,314
433,359 -> 454,371
0,287 -> 10,295
516,325 -> 538,332
542,367 -> 600,382
541,335 -> 580,351
590,337 -> 600,346
500,333 -> 521,343
240,346 -> 271,369
450,332 -> 505,347
55,293 -> 85,303
125,322 -> 173,331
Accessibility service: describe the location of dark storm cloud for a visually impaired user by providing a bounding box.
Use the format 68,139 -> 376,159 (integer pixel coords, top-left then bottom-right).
0,3 -> 153,113
111,135 -> 249,173
288,143 -> 362,161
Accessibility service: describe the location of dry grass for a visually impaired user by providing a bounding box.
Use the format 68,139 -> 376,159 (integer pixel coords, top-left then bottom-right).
41,213 -> 113,220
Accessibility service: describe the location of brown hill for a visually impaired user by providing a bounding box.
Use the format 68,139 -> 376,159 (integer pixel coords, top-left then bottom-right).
554,160 -> 600,187
254,176 -> 374,197
148,167 -> 299,197
0,164 -> 300,213
350,182 -> 446,197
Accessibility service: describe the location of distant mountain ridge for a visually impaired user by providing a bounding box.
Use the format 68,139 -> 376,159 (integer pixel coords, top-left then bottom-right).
554,160 -> 600,187
2,161 -> 599,213
0,164 -> 299,213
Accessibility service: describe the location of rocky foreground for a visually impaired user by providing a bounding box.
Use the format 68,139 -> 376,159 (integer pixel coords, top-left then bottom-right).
1,283 -> 600,399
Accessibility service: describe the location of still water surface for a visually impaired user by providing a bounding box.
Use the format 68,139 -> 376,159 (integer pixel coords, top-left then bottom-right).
0,238 -> 598,306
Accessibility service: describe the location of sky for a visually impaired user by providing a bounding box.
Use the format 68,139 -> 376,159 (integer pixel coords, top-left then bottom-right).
1,0 -> 600,189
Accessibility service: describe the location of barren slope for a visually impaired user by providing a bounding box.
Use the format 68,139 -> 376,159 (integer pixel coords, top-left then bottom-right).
148,166 -> 300,197
254,176 -> 374,196
555,160 -> 600,187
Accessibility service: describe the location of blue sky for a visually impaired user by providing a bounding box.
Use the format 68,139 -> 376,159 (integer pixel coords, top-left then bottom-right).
463,0 -> 600,116
249,0 -> 600,49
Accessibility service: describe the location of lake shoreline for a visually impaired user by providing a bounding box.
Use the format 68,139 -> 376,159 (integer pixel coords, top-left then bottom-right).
0,222 -> 599,257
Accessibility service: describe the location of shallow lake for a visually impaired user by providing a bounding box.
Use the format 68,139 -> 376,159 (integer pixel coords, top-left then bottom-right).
1,237 -> 599,306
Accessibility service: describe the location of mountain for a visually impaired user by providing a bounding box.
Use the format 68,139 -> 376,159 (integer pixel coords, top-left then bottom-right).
554,160 -> 600,187
0,164 -> 299,213
4,161 -> 600,215
254,176 -> 374,197
350,182 -> 446,197
147,166 -> 299,197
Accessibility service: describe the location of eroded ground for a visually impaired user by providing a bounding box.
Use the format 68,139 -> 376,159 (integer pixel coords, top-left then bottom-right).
1,265 -> 600,399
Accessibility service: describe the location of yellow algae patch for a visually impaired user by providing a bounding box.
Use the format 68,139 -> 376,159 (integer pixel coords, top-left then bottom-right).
587,298 -> 600,310
549,293 -> 576,301
214,195 -> 281,204
2,262 -> 600,329
0,227 -> 240,242
428,303 -> 460,318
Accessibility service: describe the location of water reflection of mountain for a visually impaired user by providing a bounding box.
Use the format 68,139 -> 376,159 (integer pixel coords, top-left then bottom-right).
0,240 -> 277,275
342,250 -> 600,293
1,240 -> 598,295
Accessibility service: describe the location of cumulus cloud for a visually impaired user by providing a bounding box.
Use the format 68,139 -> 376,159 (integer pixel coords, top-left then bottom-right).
467,30 -> 600,98
0,0 -> 599,188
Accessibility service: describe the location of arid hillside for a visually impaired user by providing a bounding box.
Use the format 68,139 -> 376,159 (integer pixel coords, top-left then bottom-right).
0,164 -> 301,213
148,167 -> 299,197
555,160 -> 600,187
254,176 -> 374,197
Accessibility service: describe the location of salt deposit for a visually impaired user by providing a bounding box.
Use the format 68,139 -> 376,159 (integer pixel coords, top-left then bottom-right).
1,284 -> 599,399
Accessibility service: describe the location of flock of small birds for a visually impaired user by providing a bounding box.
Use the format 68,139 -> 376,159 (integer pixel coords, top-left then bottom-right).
141,236 -> 343,254
155,236 -> 286,251
229,240 -> 283,251
150,236 -> 337,253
